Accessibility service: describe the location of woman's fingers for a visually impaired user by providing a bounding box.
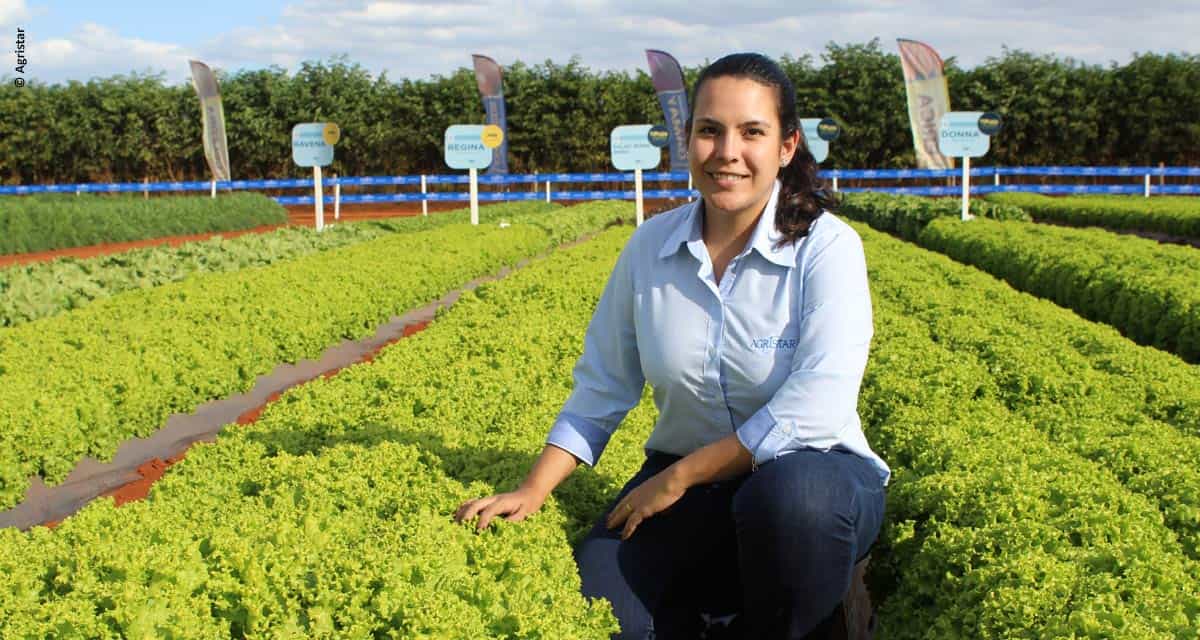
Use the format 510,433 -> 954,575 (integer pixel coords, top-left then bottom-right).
455,491 -> 540,529
476,495 -> 518,530
621,511 -> 644,540
606,500 -> 634,530
456,496 -> 496,524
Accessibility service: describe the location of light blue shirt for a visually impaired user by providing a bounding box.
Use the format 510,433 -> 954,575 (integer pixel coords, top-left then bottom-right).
547,182 -> 891,486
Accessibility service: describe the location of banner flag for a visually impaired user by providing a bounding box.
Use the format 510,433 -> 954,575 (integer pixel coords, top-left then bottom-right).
897,39 -> 953,169
188,60 -> 231,182
645,49 -> 689,172
471,54 -> 510,175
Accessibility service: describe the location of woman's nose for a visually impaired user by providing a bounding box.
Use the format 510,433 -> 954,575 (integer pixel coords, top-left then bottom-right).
713,131 -> 741,162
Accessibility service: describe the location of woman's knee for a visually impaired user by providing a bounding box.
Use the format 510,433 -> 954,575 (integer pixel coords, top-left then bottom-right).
731,450 -> 883,554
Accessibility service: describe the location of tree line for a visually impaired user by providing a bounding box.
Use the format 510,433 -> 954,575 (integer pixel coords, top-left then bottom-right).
1,39 -> 1197,185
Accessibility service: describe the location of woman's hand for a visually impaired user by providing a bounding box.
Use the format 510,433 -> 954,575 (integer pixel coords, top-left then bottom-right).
455,487 -> 547,531
605,468 -> 687,541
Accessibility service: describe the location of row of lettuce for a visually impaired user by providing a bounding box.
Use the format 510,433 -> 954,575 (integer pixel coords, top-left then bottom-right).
2,221 -> 1199,637
0,193 -> 290,255
2,191 -> 1196,259
841,192 -> 1200,362
0,201 -> 560,328
988,193 -> 1200,241
0,200 -> 631,511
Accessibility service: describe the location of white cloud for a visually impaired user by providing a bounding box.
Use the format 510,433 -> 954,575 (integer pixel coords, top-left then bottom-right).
0,0 -> 30,28
21,1 -> 1200,86
29,23 -> 195,83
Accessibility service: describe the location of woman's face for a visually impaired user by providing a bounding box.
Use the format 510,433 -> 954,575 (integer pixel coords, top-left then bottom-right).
688,75 -> 798,221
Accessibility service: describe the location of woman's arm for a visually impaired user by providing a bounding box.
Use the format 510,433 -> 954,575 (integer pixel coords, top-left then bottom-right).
668,433 -> 753,487
454,444 -> 581,530
605,434 -> 752,540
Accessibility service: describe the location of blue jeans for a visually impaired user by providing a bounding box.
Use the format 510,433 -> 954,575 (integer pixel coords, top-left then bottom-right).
574,449 -> 886,639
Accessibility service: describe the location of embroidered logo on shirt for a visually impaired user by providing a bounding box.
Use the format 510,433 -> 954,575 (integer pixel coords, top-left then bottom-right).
751,336 -> 799,351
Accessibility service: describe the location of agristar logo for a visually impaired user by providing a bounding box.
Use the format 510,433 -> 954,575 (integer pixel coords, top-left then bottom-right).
751,336 -> 799,351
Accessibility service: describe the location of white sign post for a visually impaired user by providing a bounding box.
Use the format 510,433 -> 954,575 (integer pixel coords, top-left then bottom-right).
292,122 -> 339,232
937,112 -> 1001,221
444,124 -> 504,225
611,125 -> 663,226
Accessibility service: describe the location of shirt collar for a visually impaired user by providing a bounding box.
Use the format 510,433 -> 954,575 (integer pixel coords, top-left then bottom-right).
657,180 -> 798,268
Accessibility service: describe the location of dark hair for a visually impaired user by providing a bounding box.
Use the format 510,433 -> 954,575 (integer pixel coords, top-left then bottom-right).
686,53 -> 837,244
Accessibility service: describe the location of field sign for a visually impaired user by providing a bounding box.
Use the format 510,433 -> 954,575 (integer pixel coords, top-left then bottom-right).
444,125 -> 493,170
610,125 -> 661,171
937,111 -> 990,158
800,118 -> 836,163
292,123 -> 336,167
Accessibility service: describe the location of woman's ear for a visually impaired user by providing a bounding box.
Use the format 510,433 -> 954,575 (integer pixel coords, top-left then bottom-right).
781,128 -> 801,166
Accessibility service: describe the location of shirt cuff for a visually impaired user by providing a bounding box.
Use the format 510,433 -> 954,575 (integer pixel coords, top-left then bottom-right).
546,412 -> 613,467
736,405 -> 789,467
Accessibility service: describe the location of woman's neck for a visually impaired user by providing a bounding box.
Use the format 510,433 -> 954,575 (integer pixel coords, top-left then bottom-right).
700,196 -> 768,284
701,194 -> 769,257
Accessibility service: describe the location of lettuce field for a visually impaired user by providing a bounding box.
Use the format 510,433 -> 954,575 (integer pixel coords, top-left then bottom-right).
0,194 -> 1198,638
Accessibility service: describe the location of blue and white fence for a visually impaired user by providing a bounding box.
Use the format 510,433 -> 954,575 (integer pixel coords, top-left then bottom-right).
2,167 -> 1198,204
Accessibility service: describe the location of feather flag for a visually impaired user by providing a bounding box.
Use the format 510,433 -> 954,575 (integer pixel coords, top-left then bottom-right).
897,39 -> 953,169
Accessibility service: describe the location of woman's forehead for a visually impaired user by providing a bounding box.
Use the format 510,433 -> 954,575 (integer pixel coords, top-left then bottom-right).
693,77 -> 779,124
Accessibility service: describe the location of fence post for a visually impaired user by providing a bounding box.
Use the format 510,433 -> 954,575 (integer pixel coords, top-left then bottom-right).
211,179 -> 216,199
545,180 -> 551,203
832,175 -> 839,192
994,167 -> 1000,187
334,173 -> 341,221
143,177 -> 149,200
687,173 -> 694,202
421,174 -> 428,216
1144,173 -> 1151,198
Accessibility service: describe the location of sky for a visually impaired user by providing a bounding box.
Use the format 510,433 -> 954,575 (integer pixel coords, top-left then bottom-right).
3,0 -> 1199,86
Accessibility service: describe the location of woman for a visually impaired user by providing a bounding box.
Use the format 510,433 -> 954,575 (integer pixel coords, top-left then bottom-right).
455,53 -> 889,639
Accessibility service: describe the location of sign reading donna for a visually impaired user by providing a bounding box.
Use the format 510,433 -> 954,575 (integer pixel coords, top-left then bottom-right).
444,125 -> 495,170
292,123 -> 337,167
937,111 -> 991,157
611,125 -> 661,171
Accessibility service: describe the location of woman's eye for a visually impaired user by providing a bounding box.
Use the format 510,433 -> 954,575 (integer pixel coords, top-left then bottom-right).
746,128 -> 765,136
698,126 -> 717,135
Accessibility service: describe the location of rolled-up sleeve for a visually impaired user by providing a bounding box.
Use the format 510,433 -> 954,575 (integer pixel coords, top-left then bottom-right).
546,241 -> 644,466
735,228 -> 874,467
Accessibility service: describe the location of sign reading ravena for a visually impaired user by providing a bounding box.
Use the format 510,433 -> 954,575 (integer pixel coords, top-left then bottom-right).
292,123 -> 335,167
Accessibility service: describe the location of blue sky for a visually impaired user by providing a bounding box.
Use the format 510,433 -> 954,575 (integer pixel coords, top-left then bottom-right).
24,0 -> 288,45
4,1 -> 1198,86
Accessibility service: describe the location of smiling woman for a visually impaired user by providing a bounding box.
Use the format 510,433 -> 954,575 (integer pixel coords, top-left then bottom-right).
456,52 -> 888,640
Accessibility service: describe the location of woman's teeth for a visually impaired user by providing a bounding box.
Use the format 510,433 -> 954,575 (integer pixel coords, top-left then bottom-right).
709,172 -> 746,182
